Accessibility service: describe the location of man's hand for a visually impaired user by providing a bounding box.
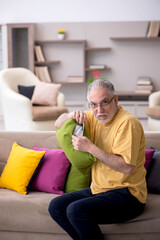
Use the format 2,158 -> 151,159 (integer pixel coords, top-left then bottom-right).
72,135 -> 92,152
71,111 -> 87,125
54,111 -> 87,129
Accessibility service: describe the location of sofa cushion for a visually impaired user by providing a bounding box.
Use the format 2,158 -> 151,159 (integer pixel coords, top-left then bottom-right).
0,189 -> 64,234
32,106 -> 68,121
29,147 -> 70,194
0,142 -> 45,194
144,149 -> 155,170
0,189 -> 160,236
31,81 -> 61,106
146,106 -> 160,120
18,85 -> 35,99
147,149 -> 160,193
56,119 -> 97,193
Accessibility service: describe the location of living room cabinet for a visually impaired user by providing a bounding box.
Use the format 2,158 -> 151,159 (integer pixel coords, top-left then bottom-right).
110,37 -> 160,41
34,40 -> 112,84
7,23 -> 34,71
34,40 -> 86,83
109,35 -> 160,122
119,101 -> 149,119
85,47 -> 111,82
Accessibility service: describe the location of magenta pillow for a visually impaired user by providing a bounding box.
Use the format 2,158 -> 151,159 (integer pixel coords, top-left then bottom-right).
144,149 -> 155,170
30,147 -> 70,194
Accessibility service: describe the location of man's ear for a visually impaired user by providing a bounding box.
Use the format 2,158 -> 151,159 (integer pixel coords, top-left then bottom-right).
114,95 -> 119,106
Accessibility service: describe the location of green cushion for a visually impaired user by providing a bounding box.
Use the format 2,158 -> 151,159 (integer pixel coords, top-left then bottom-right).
56,119 -> 97,193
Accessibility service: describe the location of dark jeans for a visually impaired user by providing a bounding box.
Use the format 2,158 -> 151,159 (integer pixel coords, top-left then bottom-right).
48,187 -> 145,240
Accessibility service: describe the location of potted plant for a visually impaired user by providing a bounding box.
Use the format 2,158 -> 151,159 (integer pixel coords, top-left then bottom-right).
87,71 -> 107,84
57,29 -> 66,40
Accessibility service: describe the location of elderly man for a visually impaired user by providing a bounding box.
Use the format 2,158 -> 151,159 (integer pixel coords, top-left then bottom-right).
49,79 -> 147,240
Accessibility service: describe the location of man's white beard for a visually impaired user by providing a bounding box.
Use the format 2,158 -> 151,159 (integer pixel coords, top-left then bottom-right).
94,113 -> 109,124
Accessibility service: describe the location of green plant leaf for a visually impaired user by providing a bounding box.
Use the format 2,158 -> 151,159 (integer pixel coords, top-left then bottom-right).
87,78 -> 94,84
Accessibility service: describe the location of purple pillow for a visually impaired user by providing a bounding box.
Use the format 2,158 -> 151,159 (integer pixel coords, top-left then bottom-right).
30,147 -> 70,194
144,149 -> 155,170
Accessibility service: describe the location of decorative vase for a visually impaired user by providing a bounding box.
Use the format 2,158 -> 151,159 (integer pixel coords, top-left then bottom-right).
58,33 -> 65,40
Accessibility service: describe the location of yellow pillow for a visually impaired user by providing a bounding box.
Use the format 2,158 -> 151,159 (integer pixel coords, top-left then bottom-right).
0,142 -> 45,194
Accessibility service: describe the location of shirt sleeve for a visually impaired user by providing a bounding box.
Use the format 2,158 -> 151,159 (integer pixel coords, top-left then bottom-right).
112,120 -> 143,166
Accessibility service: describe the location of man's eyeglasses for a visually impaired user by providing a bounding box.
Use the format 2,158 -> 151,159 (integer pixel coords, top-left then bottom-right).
88,96 -> 115,110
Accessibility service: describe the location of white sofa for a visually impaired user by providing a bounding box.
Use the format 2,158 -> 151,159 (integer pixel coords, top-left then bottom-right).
0,68 -> 68,131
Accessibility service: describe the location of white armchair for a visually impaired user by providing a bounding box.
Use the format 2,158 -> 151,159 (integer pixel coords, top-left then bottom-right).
0,68 -> 68,131
146,91 -> 160,131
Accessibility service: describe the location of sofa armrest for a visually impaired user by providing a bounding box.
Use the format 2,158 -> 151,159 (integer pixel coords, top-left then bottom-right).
149,91 -> 160,107
146,106 -> 160,120
1,88 -> 33,121
57,92 -> 66,107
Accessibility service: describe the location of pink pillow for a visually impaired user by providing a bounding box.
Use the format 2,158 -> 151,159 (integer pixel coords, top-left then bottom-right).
29,147 -> 70,194
144,149 -> 155,170
31,81 -> 61,106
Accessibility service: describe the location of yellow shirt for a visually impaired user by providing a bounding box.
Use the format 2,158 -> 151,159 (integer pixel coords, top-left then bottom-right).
85,106 -> 147,203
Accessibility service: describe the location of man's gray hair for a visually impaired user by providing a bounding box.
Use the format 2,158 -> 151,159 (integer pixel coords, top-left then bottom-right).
87,79 -> 115,100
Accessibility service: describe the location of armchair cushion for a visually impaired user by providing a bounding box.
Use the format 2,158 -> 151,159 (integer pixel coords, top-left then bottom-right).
31,81 -> 61,106
18,85 -> 35,99
32,106 -> 68,121
146,106 -> 160,120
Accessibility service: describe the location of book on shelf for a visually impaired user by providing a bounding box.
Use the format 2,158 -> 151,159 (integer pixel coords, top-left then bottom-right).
137,77 -> 151,85
67,76 -> 84,83
34,45 -> 45,62
146,21 -> 160,37
136,85 -> 153,91
89,64 -> 106,69
34,66 -> 52,83
134,89 -> 152,94
135,76 -> 153,94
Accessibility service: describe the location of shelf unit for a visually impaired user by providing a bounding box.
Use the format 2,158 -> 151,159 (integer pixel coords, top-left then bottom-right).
85,47 -> 111,51
33,36 -> 160,85
85,47 -> 111,81
34,40 -> 86,83
110,36 -> 157,120
117,91 -> 150,101
85,66 -> 111,71
34,40 -> 112,84
7,23 -> 34,71
110,36 -> 160,99
110,37 -> 160,40
110,36 -> 158,119
35,40 -> 85,44
35,60 -> 61,66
